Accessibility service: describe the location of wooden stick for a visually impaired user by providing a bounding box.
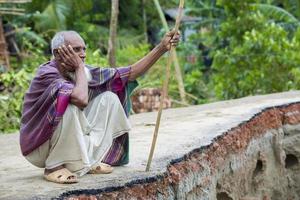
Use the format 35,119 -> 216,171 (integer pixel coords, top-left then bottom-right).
146,0 -> 185,172
153,0 -> 187,104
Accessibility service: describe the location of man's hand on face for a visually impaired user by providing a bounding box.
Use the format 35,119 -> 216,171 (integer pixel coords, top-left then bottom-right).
58,45 -> 84,71
159,30 -> 181,52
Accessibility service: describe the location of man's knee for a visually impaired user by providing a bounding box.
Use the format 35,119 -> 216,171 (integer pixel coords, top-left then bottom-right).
64,104 -> 80,117
102,91 -> 119,104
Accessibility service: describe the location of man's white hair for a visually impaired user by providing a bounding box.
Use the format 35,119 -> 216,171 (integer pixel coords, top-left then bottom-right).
51,31 -> 84,55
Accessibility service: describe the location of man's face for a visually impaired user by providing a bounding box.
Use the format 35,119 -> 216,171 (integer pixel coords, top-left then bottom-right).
54,33 -> 86,65
64,33 -> 86,63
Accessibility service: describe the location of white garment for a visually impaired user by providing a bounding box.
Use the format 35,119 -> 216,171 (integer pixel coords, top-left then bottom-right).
25,91 -> 131,176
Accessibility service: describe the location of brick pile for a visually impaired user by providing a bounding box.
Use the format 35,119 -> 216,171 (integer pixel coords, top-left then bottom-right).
131,88 -> 172,113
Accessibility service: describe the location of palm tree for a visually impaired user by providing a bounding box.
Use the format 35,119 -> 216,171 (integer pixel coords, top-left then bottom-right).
278,0 -> 300,19
251,3 -> 300,32
30,0 -> 92,33
186,0 -> 225,30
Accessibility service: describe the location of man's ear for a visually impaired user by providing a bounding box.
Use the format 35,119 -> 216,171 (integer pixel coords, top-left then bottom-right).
53,49 -> 61,60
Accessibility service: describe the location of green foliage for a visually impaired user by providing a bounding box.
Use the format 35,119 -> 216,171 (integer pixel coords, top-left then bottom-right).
86,43 -> 150,67
116,43 -> 150,66
85,49 -> 109,67
0,35 -> 48,133
0,69 -> 34,133
278,0 -> 300,19
184,70 -> 209,104
251,3 -> 300,34
187,0 -> 224,30
29,0 -> 93,33
212,10 -> 300,99
253,3 -> 299,23
177,41 -> 211,104
209,0 -> 300,100
6,0 -> 300,134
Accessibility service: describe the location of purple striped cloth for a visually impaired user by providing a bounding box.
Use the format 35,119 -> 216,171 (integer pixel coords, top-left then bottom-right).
20,60 -> 132,158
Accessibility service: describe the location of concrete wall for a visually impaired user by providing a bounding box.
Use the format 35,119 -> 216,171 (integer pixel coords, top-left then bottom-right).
3,92 -> 300,200
65,104 -> 300,200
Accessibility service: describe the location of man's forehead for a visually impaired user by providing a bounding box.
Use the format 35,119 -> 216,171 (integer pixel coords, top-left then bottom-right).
64,32 -> 85,46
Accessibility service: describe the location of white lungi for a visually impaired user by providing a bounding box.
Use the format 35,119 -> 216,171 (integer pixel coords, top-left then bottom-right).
25,91 -> 131,176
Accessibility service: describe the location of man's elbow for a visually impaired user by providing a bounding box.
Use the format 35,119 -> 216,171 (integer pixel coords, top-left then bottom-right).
128,76 -> 136,81
78,98 -> 88,108
71,95 -> 89,109
128,66 -> 138,81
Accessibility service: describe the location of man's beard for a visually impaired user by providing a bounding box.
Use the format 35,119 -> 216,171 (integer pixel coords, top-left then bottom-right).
67,71 -> 76,82
66,67 -> 91,82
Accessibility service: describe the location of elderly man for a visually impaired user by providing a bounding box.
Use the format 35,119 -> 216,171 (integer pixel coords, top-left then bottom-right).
19,30 -> 180,184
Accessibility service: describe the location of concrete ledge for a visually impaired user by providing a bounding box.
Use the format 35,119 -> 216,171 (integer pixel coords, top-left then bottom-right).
1,91 -> 300,199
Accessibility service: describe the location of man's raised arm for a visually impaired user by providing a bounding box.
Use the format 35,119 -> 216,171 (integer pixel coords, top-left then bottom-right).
128,30 -> 180,81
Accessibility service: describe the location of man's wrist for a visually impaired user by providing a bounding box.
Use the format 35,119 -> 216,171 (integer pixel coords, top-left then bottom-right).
77,63 -> 85,71
157,43 -> 168,54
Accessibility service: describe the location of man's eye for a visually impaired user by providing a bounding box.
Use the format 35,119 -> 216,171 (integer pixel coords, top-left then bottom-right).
73,47 -> 80,52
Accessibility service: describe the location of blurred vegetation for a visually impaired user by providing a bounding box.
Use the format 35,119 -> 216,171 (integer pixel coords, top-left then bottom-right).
2,0 -> 300,132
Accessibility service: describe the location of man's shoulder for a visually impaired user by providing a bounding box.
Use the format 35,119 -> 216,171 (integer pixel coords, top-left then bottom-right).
41,60 -> 51,66
85,64 -> 119,70
86,65 -> 117,73
35,60 -> 59,78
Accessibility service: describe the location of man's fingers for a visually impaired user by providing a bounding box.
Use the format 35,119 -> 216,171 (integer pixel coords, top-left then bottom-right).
174,34 -> 180,39
172,33 -> 180,41
170,37 -> 180,42
62,45 -> 72,57
167,29 -> 180,35
170,35 -> 180,44
169,29 -> 176,34
166,31 -> 181,43
61,62 -> 75,71
58,47 -> 68,61
166,31 -> 176,37
68,45 -> 77,55
166,32 -> 172,37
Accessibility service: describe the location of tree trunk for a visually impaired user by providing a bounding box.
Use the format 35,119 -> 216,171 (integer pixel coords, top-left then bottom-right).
0,17 -> 10,71
141,0 -> 148,42
108,0 -> 119,67
153,0 -> 187,104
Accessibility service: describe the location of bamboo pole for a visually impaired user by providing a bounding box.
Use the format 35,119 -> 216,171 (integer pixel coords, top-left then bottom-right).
153,0 -> 187,104
146,0 -> 185,172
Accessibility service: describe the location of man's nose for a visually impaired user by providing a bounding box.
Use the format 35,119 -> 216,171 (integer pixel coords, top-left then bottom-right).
79,50 -> 86,58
